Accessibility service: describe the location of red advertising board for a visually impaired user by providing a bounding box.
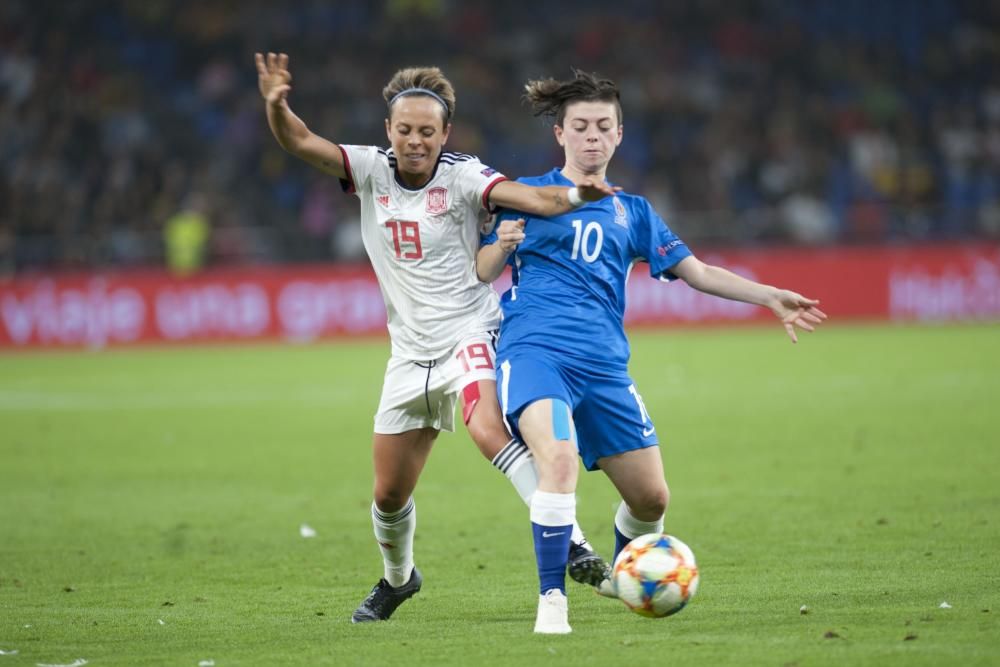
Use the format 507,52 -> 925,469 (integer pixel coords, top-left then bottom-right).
1,243 -> 998,349
624,243 -> 1000,326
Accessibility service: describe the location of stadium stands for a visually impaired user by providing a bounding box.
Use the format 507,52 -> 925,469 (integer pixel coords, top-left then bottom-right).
1,0 -> 998,274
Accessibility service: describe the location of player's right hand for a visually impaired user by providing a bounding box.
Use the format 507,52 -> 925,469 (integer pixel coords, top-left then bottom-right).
496,218 -> 526,253
577,177 -> 622,202
255,52 -> 292,107
768,290 -> 827,343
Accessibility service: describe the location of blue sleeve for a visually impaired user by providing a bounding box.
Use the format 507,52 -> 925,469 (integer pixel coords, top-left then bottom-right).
631,198 -> 692,281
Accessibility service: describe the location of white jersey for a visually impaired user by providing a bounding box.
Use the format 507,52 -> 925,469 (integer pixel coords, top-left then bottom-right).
339,144 -> 507,360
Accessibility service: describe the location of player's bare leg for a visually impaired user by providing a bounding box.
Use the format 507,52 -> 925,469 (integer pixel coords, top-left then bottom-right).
595,447 -> 670,597
598,446 -> 670,526
352,427 -> 437,623
596,447 -> 670,597
372,427 -> 437,513
463,380 -> 607,587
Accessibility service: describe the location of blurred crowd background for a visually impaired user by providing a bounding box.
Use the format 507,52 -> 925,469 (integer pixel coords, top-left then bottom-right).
2,0 -> 999,276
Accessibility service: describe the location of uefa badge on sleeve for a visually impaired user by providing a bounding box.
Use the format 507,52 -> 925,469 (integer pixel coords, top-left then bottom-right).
426,187 -> 448,215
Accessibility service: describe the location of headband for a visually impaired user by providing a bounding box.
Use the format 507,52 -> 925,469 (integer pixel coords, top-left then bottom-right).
388,88 -> 450,118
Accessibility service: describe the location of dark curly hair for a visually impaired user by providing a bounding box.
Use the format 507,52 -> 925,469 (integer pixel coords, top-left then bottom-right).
523,69 -> 622,126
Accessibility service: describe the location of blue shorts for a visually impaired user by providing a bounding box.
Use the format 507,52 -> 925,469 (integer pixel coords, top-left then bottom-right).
496,351 -> 659,471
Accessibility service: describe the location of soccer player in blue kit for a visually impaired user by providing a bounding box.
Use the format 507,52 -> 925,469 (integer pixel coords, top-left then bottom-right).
477,71 -> 827,634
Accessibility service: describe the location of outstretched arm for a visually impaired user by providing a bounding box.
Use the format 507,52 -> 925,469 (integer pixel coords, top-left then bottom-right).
477,218 -> 526,283
670,256 -> 828,343
255,52 -> 347,179
487,179 -> 619,217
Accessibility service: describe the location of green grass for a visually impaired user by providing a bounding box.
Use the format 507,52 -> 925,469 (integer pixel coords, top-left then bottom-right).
1,323 -> 998,666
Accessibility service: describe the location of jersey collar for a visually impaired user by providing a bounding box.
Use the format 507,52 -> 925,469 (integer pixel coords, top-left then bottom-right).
390,148 -> 442,192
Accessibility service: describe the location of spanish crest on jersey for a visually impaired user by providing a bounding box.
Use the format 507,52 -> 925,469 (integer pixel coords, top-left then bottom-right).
426,187 -> 448,214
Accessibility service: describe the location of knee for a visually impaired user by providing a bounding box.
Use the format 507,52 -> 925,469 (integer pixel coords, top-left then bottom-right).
631,483 -> 670,521
372,487 -> 409,513
539,443 -> 578,487
656,485 -> 671,517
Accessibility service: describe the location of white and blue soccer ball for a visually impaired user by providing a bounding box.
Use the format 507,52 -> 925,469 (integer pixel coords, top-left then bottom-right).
612,533 -> 699,618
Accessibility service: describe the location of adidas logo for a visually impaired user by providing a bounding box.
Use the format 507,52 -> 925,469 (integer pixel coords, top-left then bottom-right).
377,195 -> 390,207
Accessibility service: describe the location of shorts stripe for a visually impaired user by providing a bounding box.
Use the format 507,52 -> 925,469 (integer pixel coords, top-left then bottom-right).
499,359 -> 513,435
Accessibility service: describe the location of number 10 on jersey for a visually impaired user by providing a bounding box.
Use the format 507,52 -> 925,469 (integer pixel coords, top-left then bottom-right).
385,220 -> 423,259
570,219 -> 603,262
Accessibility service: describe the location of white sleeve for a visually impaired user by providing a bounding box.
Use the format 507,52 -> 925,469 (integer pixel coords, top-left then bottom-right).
456,158 -> 508,211
337,144 -> 380,196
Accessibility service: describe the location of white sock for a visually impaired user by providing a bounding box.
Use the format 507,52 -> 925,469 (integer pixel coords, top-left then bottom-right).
492,439 -> 590,550
371,498 -> 415,587
614,500 -> 663,539
492,438 -> 537,501
530,490 -> 576,526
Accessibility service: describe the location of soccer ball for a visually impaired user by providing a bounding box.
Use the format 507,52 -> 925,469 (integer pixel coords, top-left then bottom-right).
612,533 -> 699,618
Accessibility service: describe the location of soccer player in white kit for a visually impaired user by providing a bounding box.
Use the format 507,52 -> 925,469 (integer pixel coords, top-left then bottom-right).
255,53 -> 618,622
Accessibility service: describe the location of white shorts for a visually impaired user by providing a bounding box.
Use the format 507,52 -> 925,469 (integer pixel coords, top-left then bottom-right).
373,330 -> 499,434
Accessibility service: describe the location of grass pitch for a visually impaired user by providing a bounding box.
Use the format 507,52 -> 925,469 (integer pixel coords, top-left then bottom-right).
1,323 -> 998,666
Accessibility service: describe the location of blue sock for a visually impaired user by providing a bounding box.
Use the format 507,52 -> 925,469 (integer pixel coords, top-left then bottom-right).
613,500 -> 664,563
614,526 -> 631,563
532,522 -> 572,594
530,490 -> 575,594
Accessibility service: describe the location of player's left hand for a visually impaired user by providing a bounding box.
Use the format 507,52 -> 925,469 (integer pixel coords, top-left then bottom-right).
496,218 -> 526,253
577,177 -> 622,202
768,290 -> 827,343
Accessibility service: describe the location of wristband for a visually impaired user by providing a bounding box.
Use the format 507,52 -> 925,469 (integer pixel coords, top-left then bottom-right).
567,186 -> 584,208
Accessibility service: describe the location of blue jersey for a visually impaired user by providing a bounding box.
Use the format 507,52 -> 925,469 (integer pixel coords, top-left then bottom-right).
488,169 -> 692,371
